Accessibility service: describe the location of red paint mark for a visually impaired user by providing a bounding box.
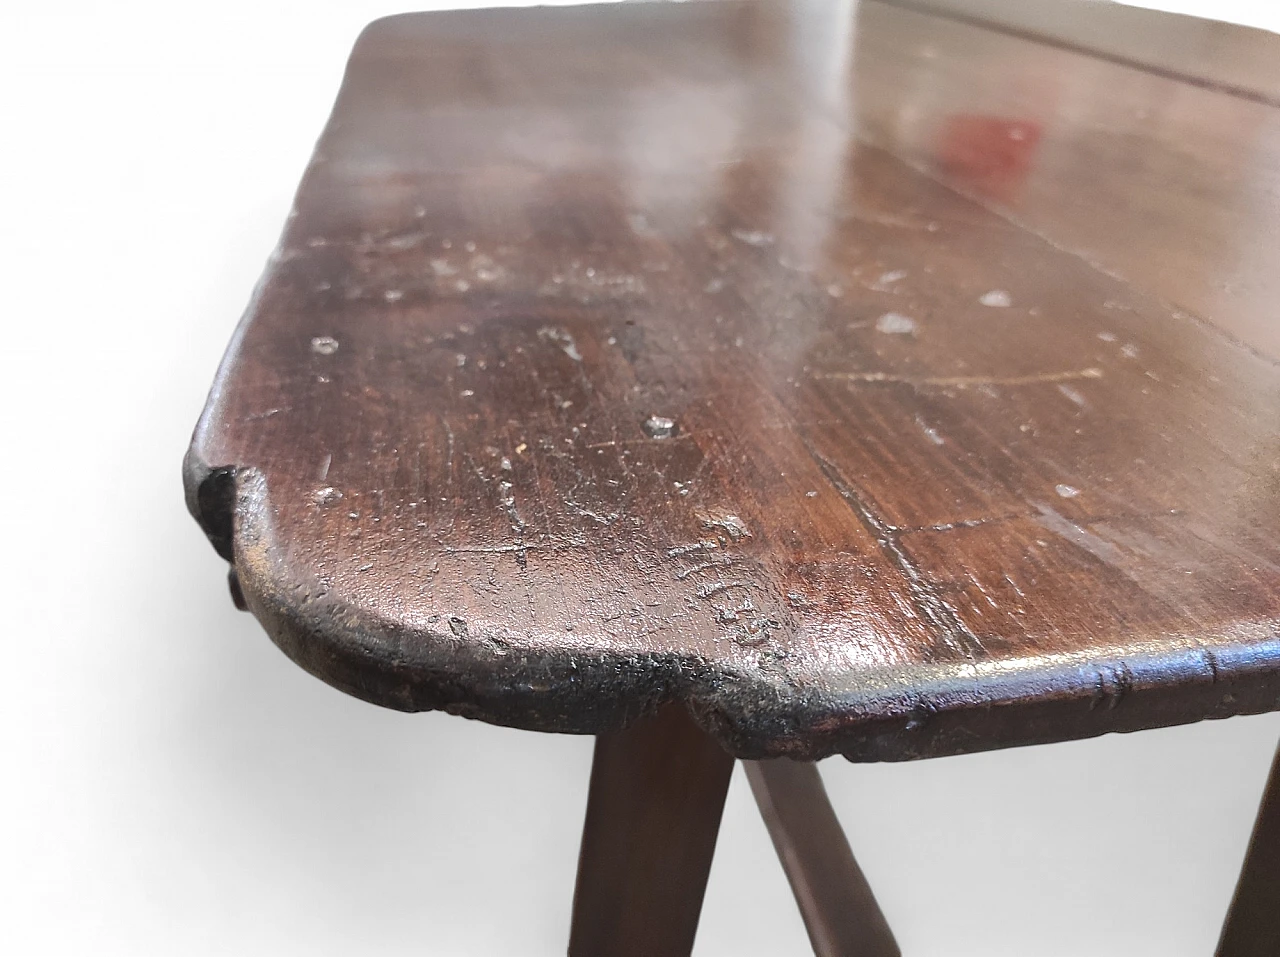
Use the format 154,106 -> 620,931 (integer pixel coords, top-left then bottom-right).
936,115 -> 1042,202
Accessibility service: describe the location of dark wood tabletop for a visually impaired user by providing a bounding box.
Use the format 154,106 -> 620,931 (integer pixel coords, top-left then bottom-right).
186,0 -> 1280,761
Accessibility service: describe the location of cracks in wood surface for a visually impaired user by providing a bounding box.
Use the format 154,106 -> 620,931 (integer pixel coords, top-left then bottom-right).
564,499 -> 619,525
666,540 -> 720,557
1031,501 -> 1127,570
676,557 -> 732,580
803,439 -> 985,661
855,124 -> 1280,371
584,432 -> 698,450
1090,660 -> 1135,711
440,417 -> 456,486
664,530 -> 780,647
814,368 -> 1104,389
442,539 -> 589,557
695,580 -> 751,599
244,406 -> 291,422
901,513 -> 1020,535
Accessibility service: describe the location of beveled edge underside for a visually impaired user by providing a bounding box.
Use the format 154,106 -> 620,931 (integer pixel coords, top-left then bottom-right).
184,452 -> 1280,762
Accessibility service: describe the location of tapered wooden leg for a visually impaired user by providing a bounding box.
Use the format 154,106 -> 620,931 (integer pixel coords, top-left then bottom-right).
568,704 -> 735,957
746,759 -> 900,957
1217,742 -> 1280,957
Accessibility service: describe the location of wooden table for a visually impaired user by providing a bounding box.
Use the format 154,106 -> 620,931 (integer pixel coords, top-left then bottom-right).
185,1 -> 1280,953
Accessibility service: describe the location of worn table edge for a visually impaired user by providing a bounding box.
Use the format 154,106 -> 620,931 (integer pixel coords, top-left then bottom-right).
184,3 -> 1280,762
184,450 -> 1280,762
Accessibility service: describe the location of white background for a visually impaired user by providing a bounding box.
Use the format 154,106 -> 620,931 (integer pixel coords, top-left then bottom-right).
1127,0 -> 1278,30
3,1 -> 1279,955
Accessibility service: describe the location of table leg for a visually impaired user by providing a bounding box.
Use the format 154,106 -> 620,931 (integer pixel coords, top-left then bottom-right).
745,759 -> 900,957
1217,742 -> 1280,957
568,703 -> 735,957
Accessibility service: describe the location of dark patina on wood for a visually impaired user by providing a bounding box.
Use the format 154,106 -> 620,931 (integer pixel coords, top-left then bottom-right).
186,0 -> 1280,760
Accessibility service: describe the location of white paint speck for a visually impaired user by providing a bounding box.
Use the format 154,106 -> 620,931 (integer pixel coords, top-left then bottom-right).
310,336 -> 339,355
915,415 -> 945,445
876,312 -> 916,335
313,486 -> 342,506
979,289 -> 1012,308
875,269 -> 908,287
805,490 -> 818,498
538,326 -> 583,362
643,415 -> 677,439
1121,343 -> 1140,359
700,511 -> 751,540
827,284 -> 843,298
1058,384 -> 1087,408
460,389 -> 475,397
1097,331 -> 1117,342
730,228 -> 774,246
1056,484 -> 1080,498
472,255 -> 502,282
383,289 -> 403,302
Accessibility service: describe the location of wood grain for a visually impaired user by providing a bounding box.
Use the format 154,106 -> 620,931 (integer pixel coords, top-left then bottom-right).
186,0 -> 1280,759
852,0 -> 1280,360
881,0 -> 1280,105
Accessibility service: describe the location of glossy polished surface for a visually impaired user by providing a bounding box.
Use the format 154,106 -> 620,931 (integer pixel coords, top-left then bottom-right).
889,0 -> 1280,104
187,0 -> 1280,759
859,0 -> 1280,360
